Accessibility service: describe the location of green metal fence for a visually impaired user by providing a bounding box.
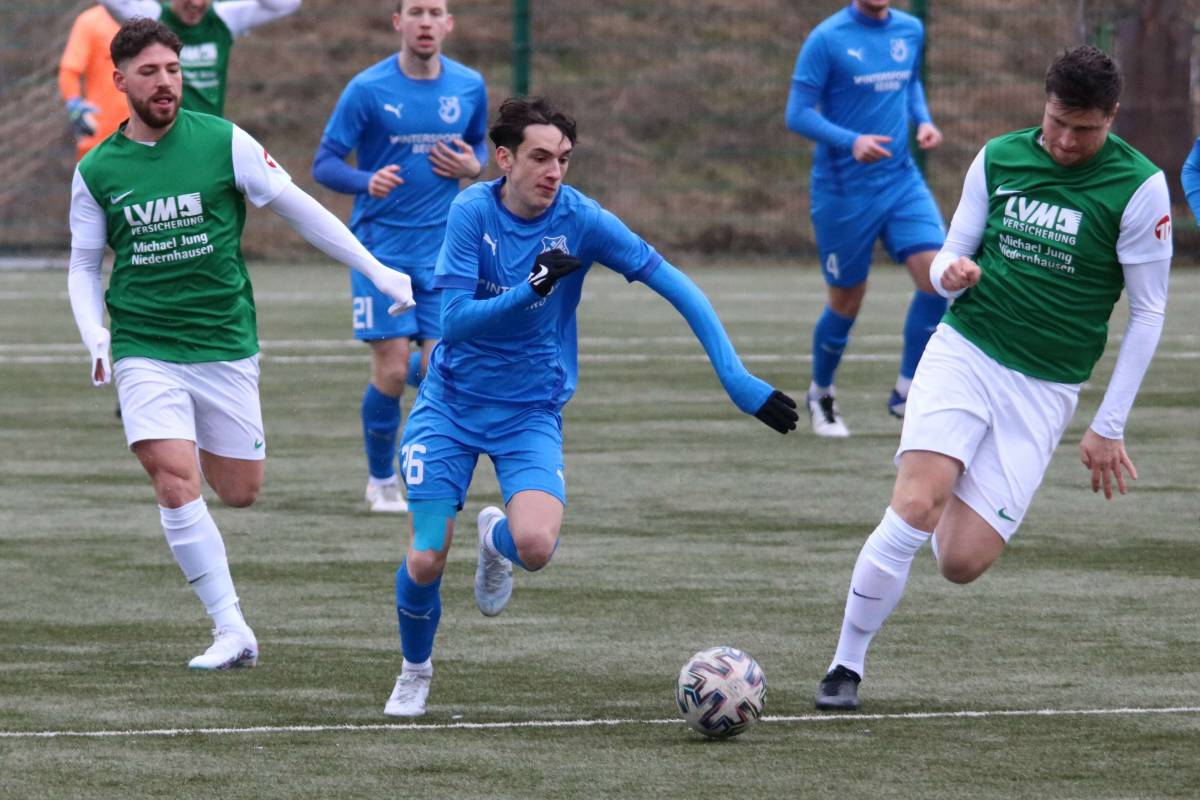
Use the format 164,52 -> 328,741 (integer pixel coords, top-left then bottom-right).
0,0 -> 1195,259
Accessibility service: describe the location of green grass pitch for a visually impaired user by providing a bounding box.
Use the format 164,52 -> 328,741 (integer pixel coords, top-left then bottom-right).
1,261 -> 1197,799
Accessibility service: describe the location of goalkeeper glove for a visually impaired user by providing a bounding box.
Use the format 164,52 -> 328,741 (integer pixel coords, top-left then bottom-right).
66,97 -> 98,138
527,250 -> 582,297
372,268 -> 416,316
754,389 -> 798,434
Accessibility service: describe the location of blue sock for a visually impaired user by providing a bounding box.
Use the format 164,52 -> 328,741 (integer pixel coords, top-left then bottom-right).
491,517 -> 532,571
395,560 -> 441,664
900,291 -> 948,383
812,306 -> 856,389
361,383 -> 401,479
405,349 -> 423,389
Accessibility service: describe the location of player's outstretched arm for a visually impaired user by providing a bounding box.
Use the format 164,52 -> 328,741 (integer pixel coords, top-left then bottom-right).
266,183 -> 414,315
215,0 -> 302,37
641,261 -> 798,434
97,0 -> 162,23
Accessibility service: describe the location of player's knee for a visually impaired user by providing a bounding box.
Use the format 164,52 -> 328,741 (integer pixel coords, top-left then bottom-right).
888,491 -> 942,533
937,549 -> 988,584
514,527 -> 559,571
217,483 -> 260,508
406,549 -> 447,583
373,366 -> 407,397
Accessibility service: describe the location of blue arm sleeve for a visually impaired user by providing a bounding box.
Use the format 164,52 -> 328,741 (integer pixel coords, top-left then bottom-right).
467,84 -> 490,171
907,77 -> 932,127
785,80 -> 859,149
1183,138 -> 1200,221
641,261 -> 772,415
440,282 -> 541,343
312,137 -> 372,196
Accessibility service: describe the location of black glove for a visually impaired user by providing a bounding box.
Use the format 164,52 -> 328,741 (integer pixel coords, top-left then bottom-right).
754,390 -> 798,434
527,250 -> 582,297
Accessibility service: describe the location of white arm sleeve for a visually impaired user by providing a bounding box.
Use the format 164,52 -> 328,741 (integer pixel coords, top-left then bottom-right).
98,0 -> 162,22
231,124 -> 292,207
265,182 -> 392,285
70,168 -> 109,250
1116,172 -> 1174,265
68,246 -> 108,346
929,146 -> 988,299
1089,258 -> 1170,439
214,0 -> 302,37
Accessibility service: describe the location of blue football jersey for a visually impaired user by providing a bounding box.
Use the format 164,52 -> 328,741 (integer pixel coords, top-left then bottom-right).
792,5 -> 929,187
425,179 -> 662,409
321,55 -> 488,266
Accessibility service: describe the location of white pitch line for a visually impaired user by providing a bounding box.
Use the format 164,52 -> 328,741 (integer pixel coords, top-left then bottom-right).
4,705 -> 1198,739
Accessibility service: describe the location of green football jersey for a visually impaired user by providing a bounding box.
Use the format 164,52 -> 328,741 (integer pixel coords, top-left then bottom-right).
77,110 -> 257,363
945,128 -> 1163,383
162,2 -> 233,117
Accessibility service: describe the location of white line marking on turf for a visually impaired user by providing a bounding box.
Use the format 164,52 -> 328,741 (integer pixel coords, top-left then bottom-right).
4,706 -> 1198,739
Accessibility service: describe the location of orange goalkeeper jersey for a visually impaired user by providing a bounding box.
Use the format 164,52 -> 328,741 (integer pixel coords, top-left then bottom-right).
58,5 -> 124,160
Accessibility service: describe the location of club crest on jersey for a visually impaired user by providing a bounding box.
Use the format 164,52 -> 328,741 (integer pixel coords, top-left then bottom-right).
540,235 -> 569,254
438,96 -> 461,124
1002,196 -> 1083,245
1154,214 -> 1171,242
123,192 -> 204,229
890,38 -> 908,62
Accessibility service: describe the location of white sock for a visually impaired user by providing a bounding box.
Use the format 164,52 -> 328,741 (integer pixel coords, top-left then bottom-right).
369,474 -> 400,489
894,375 -> 913,397
402,658 -> 432,676
809,381 -> 834,398
159,497 -> 246,630
829,507 -> 930,677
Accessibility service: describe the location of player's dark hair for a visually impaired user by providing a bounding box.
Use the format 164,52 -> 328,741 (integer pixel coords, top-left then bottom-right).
489,97 -> 577,154
1044,45 -> 1122,114
110,17 -> 183,66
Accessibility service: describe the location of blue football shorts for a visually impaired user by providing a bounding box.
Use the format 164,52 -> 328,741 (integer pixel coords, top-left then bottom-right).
810,170 -> 946,288
350,263 -> 441,342
399,394 -> 567,509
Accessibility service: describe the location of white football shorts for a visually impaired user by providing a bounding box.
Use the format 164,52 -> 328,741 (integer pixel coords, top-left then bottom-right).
897,324 -> 1079,540
114,355 -> 266,460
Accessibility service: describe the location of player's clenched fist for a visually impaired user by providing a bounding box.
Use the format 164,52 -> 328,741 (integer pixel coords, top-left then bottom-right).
939,256 -> 981,293
373,269 -> 416,315
527,250 -> 582,297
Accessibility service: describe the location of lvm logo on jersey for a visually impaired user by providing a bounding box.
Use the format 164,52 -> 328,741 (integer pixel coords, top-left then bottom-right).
122,193 -> 206,236
1002,195 -> 1083,246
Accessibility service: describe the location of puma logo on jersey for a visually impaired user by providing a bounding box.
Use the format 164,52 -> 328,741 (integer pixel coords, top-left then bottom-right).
846,48 -> 864,61
383,103 -> 403,119
122,193 -> 204,227
482,233 -> 498,256
1002,196 -> 1082,243
110,190 -> 134,205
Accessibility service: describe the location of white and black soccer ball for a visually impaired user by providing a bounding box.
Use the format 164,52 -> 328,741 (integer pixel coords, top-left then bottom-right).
675,646 -> 766,739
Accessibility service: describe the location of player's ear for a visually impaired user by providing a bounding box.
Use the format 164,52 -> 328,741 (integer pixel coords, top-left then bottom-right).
113,68 -> 127,94
392,12 -> 402,33
496,145 -> 515,172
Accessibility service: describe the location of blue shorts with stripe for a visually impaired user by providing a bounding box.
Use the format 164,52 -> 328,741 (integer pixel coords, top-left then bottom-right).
350,264 -> 441,342
811,171 -> 945,288
399,393 -> 567,510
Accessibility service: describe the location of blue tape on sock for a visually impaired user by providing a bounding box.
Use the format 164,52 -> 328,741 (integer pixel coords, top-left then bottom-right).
409,500 -> 456,552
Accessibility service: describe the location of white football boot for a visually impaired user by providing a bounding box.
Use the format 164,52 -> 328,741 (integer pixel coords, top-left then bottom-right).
365,479 -> 408,513
384,670 -> 431,717
474,506 -> 513,617
188,626 -> 258,670
807,392 -> 850,438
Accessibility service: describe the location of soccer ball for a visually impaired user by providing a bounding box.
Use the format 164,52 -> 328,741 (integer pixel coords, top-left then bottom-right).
675,646 -> 766,739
